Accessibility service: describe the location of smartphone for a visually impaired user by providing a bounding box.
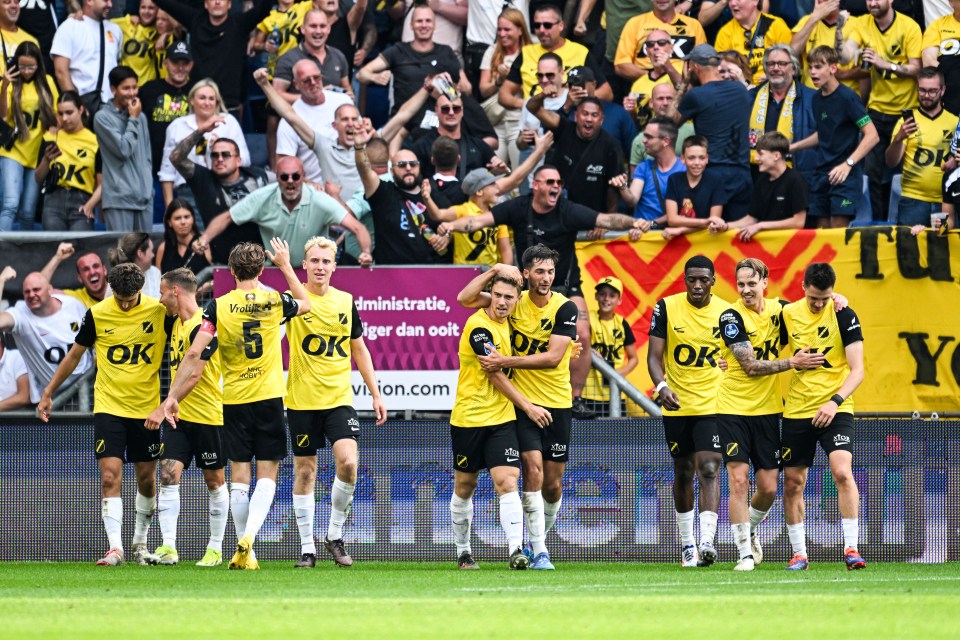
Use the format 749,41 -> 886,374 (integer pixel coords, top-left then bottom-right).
902,108 -> 914,122
568,75 -> 585,88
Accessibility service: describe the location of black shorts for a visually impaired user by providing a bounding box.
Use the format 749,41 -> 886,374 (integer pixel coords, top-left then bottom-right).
718,413 -> 781,470
450,422 -> 521,473
662,414 -> 719,459
222,398 -> 287,462
781,413 -> 856,468
809,170 -> 862,218
94,413 -> 162,463
517,406 -> 572,462
161,420 -> 224,470
288,406 -> 360,456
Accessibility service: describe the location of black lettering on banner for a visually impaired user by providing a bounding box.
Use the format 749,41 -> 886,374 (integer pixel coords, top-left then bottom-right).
898,332 -> 957,386
242,320 -> 263,358
847,227 -> 954,282
106,343 -> 153,364
301,334 -> 349,357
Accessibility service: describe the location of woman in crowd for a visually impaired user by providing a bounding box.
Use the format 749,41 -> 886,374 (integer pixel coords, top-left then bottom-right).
478,8 -> 531,170
719,50 -> 753,88
157,79 -> 249,208
35,91 -> 100,231
155,199 -> 211,276
108,232 -> 161,298
0,41 -> 57,231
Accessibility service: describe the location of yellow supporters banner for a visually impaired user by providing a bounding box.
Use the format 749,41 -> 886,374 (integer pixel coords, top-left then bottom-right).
576,227 -> 960,413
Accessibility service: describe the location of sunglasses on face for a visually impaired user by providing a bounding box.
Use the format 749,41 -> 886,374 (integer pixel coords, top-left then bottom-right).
439,104 -> 463,114
646,39 -> 671,48
532,21 -> 556,30
396,160 -> 420,168
537,178 -> 564,186
210,151 -> 234,159
536,72 -> 556,79
279,172 -> 302,182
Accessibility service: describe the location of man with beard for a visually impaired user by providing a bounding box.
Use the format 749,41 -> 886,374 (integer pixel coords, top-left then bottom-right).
354,126 -> 451,265
194,156 -> 372,265
438,165 -> 649,419
41,243 -> 109,308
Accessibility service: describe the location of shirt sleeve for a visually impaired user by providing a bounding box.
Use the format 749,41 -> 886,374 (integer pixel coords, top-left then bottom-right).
567,201 -> 600,231
621,318 -> 636,346
649,299 -> 667,339
350,301 -> 363,339
189,323 -> 219,361
164,314 -> 177,336
552,300 -> 579,339
200,299 -> 218,334
836,306 -> 864,345
468,326 -> 495,356
719,308 -> 749,346
74,309 -> 96,347
229,185 -> 274,225
904,20 -> 923,58
280,291 -> 299,319
506,52 -> 523,85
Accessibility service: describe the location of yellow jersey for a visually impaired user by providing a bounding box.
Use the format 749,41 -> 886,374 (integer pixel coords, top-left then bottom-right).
717,298 -> 787,416
451,200 -> 510,266
891,108 -> 956,202
614,12 -> 706,72
285,286 -> 362,410
513,39 -> 592,98
0,77 -> 58,169
649,292 -> 730,416
112,16 -> 160,85
0,28 -> 38,77
73,294 -> 167,419
201,287 -> 299,405
792,15 -> 860,92
257,1 -> 312,75
450,309 -> 515,428
169,309 -> 223,425
781,301 -> 864,419
715,13 -> 792,83
42,127 -> 99,194
508,291 -> 578,408
846,12 -> 922,114
584,310 -> 636,402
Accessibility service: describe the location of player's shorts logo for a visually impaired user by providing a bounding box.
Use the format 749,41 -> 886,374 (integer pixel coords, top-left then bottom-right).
669,441 -> 679,453
95,439 -> 105,454
456,454 -> 468,468
726,442 -> 739,456
781,447 -> 792,462
296,434 -> 310,448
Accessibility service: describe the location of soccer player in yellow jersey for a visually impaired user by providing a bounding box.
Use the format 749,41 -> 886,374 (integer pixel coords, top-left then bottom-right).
780,263 -> 866,571
582,277 -> 638,413
142,269 -> 228,567
449,272 -> 552,570
38,264 -> 167,566
716,259 -> 827,571
285,237 -> 386,568
160,239 -> 311,570
459,246 -> 579,570
647,255 -> 729,567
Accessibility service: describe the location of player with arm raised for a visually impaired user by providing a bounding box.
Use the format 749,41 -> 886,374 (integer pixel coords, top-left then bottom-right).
285,237 -> 386,569
160,238 -> 311,570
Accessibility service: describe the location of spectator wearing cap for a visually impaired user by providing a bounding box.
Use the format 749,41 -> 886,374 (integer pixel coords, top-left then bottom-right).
526,83 -> 625,214
669,44 -> 753,221
558,66 -> 636,158
421,132 -> 555,266
714,0 -> 792,85
582,275 -> 638,416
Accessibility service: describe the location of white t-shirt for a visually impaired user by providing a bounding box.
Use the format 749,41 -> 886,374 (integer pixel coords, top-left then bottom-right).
0,348 -> 28,404
158,113 -> 251,187
50,16 -> 123,103
276,91 -> 353,182
8,294 -> 93,403
519,91 -> 568,135
467,0 -> 530,46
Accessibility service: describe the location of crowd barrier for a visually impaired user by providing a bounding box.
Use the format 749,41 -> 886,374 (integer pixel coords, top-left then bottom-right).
2,418 -> 955,563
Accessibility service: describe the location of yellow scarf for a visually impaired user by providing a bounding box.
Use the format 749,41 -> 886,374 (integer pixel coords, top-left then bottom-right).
749,81 -> 796,165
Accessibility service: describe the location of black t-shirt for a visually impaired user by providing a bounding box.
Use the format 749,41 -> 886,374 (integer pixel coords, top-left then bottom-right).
185,165 -> 265,264
17,3 -> 57,57
406,130 -> 496,179
366,180 -> 439,264
665,171 -> 724,219
811,83 -> 871,171
408,94 -> 497,147
548,118 -> 623,212
749,167 -> 808,222
678,80 -> 751,168
381,42 -> 462,114
327,0 -> 375,76
491,195 -> 598,290
428,176 -> 464,207
138,78 -> 196,173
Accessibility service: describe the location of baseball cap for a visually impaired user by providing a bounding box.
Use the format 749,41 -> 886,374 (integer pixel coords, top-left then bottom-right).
166,41 -> 192,62
595,276 -> 623,295
687,44 -> 720,66
566,66 -> 596,83
461,168 -> 498,195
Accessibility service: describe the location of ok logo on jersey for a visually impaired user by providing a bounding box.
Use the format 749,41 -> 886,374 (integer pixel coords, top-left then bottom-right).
106,343 -> 154,364
301,334 -> 349,358
512,331 -> 548,355
672,343 -> 721,368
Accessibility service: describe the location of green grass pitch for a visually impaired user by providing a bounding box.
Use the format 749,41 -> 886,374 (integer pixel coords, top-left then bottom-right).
0,561 -> 957,638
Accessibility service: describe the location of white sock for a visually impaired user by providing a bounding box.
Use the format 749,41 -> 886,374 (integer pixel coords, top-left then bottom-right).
499,492 -> 523,552
157,484 -> 180,549
132,492 -> 156,546
676,509 -> 696,547
243,478 -> 277,541
732,522 -> 751,560
230,483 -> 250,539
522,491 -> 546,555
328,478 -> 356,541
293,493 -> 316,554
699,510 -> 718,546
787,523 -> 807,557
543,496 -> 562,535
102,497 -> 123,551
749,506 -> 770,533
842,518 -> 859,550
207,485 -> 229,552
449,494 -> 473,555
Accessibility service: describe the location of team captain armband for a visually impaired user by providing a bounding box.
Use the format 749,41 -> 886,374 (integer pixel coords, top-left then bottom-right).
856,114 -> 872,128
200,318 -> 217,335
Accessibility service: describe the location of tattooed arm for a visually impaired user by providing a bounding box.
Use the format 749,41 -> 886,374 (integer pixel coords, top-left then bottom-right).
170,118 -> 223,180
731,341 -> 824,377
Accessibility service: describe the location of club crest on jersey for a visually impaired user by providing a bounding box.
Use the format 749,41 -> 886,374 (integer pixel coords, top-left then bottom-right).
339,313 -> 348,325
540,318 -> 553,331
712,326 -> 721,338
142,321 -> 154,333
70,321 -> 79,332
724,324 -> 739,339
817,326 -> 829,338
